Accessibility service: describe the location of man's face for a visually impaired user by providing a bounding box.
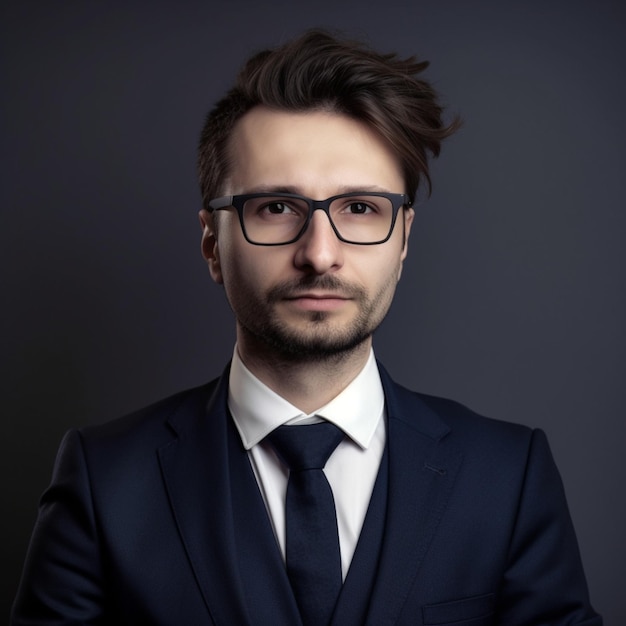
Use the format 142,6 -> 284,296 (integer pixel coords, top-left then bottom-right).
199,106 -> 413,361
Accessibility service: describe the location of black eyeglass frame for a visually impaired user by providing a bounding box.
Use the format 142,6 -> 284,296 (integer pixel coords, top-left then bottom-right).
207,191 -> 411,246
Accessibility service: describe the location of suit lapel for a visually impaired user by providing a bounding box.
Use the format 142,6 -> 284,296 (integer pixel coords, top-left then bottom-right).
157,367 -> 251,625
331,442 -> 389,625
364,365 -> 463,625
227,408 -> 303,625
157,365 -> 302,626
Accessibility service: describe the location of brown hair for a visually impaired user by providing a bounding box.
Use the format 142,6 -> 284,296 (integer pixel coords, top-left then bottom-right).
198,29 -> 459,208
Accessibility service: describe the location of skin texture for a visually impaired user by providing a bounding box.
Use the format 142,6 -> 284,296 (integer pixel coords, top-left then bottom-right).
199,107 -> 413,412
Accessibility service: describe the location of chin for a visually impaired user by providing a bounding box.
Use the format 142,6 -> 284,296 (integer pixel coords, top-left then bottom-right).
259,323 -> 373,361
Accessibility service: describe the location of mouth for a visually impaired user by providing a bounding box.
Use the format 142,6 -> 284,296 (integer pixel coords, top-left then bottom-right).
284,292 -> 351,312
285,291 -> 350,300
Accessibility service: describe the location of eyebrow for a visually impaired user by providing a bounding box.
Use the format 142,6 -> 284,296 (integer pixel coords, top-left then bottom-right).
243,184 -> 396,196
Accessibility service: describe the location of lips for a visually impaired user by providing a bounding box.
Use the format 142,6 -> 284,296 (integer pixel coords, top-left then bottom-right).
267,276 -> 364,306
284,292 -> 351,312
285,292 -> 349,301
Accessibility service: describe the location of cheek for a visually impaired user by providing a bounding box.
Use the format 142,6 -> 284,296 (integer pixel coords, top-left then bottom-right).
372,257 -> 404,308
356,247 -> 403,287
220,244 -> 287,293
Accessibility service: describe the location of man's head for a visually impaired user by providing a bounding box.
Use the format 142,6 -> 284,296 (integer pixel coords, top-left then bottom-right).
198,29 -> 459,207
197,31 -> 458,363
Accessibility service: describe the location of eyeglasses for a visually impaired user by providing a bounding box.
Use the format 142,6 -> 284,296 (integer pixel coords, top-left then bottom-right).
207,192 -> 410,246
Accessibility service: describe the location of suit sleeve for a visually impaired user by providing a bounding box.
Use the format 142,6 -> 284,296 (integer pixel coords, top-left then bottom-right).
497,428 -> 602,625
11,429 -> 106,625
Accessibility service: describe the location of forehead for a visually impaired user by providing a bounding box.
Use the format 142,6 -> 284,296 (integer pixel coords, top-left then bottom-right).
225,106 -> 404,197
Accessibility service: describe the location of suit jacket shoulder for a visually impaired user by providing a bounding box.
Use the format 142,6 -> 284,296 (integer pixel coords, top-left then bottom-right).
82,379 -> 218,444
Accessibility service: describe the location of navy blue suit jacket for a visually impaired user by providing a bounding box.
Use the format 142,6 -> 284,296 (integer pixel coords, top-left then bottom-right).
12,364 -> 601,624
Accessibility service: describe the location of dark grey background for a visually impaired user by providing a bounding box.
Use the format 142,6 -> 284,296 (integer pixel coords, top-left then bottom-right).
2,0 -> 624,622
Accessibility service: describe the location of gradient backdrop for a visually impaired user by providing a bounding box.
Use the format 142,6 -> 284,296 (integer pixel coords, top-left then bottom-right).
2,1 -> 625,622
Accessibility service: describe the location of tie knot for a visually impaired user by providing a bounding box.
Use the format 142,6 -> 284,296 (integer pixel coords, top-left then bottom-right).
268,422 -> 344,471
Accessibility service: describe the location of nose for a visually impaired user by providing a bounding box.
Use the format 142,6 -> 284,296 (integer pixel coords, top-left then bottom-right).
293,209 -> 344,274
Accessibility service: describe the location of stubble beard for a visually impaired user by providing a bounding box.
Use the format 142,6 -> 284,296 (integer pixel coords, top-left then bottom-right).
234,274 -> 397,364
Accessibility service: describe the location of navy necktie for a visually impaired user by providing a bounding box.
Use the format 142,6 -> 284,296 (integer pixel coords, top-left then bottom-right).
268,422 -> 345,626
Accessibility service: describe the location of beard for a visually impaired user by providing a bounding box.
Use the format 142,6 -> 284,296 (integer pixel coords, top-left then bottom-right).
231,273 -> 397,363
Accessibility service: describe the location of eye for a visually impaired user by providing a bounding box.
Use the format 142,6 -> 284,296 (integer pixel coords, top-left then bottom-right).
345,201 -> 375,214
245,196 -> 309,222
261,201 -> 297,215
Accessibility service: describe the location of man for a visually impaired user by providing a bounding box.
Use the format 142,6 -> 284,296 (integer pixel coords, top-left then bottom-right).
12,30 -> 601,625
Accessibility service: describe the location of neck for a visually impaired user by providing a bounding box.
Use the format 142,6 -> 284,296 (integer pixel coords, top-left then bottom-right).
236,330 -> 372,415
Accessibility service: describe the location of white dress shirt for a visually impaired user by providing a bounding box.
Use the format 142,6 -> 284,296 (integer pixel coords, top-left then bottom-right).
228,346 -> 386,580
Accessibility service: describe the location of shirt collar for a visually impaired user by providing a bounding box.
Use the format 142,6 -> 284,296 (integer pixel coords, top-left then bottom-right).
228,346 -> 384,451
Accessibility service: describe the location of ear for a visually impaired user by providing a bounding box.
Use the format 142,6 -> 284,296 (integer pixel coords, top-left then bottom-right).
397,207 -> 414,281
198,209 -> 223,284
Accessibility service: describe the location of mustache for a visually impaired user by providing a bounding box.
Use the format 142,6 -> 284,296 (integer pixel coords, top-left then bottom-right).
267,275 -> 365,302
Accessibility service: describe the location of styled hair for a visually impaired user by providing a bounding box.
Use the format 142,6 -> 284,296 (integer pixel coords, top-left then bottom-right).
198,29 -> 460,208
